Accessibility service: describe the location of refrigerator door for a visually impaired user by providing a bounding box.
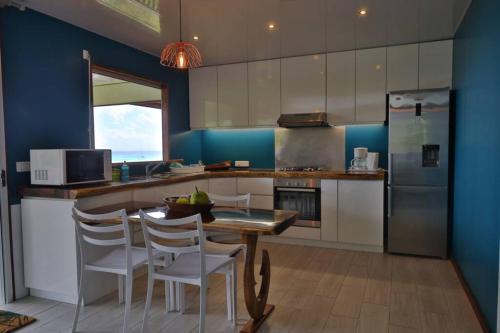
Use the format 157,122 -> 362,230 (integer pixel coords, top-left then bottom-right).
388,185 -> 448,258
389,89 -> 449,186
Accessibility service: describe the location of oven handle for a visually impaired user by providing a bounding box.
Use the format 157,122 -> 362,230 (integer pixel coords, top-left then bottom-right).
275,187 -> 317,193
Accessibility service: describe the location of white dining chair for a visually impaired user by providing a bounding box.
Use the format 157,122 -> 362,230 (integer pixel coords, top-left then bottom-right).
205,193 -> 250,256
71,207 -> 159,333
139,211 -> 237,333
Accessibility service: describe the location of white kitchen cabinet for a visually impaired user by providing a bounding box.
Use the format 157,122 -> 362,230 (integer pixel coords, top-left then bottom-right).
338,180 -> 384,246
133,180 -> 209,202
248,59 -> 281,126
281,54 -> 326,114
237,177 -> 274,195
419,40 -> 453,89
217,63 -> 248,127
189,66 -> 218,128
327,51 -> 355,124
208,178 -> 237,196
248,195 -> 274,210
320,180 -> 338,242
387,44 -> 419,92
355,48 -> 387,123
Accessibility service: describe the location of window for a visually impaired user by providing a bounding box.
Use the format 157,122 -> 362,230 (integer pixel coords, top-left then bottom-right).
91,67 -> 167,164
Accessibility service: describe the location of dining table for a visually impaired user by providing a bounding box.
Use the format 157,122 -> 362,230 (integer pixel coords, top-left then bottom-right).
85,201 -> 298,333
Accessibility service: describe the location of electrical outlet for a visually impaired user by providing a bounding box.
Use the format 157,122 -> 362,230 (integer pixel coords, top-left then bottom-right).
235,160 -> 250,168
16,161 -> 30,172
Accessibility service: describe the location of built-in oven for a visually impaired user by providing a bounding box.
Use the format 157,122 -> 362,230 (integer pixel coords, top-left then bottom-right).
274,178 -> 321,228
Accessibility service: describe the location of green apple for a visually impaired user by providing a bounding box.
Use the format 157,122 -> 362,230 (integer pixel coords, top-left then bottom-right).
176,197 -> 190,204
190,187 -> 210,205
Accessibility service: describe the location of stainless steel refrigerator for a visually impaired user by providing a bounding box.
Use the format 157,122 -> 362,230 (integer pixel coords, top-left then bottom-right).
388,88 -> 450,258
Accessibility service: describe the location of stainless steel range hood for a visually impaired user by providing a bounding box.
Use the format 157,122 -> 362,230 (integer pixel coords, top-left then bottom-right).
277,112 -> 330,128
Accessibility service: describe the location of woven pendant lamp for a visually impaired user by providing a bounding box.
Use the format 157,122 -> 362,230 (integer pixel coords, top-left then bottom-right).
160,0 -> 202,69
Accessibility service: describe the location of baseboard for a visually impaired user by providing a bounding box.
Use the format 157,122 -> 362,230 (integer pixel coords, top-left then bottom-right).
260,236 -> 383,253
450,259 -> 490,333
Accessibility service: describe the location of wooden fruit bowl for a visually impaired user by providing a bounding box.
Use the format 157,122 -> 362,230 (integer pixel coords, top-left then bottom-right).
163,197 -> 215,217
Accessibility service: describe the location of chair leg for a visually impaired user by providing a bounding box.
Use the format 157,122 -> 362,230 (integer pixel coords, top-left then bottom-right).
72,269 -> 86,333
118,275 -> 124,304
123,273 -> 133,333
225,270 -> 232,321
142,276 -> 155,333
179,283 -> 186,314
169,282 -> 176,312
232,263 -> 237,326
164,281 -> 170,312
199,283 -> 207,333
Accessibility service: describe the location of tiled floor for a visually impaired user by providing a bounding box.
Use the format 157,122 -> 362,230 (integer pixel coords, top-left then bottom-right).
1,242 -> 483,332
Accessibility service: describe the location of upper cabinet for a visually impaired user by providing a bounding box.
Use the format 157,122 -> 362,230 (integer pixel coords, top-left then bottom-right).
189,66 -> 218,129
217,63 -> 249,127
419,40 -> 453,89
327,51 -> 355,124
248,59 -> 281,127
189,40 -> 453,129
387,44 -> 419,92
281,54 -> 326,114
355,47 -> 387,123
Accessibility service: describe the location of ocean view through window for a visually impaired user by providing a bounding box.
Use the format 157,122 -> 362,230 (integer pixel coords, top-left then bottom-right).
91,68 -> 165,164
94,104 -> 163,163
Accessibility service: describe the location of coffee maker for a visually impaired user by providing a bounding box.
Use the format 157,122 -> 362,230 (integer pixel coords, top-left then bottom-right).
350,147 -> 368,170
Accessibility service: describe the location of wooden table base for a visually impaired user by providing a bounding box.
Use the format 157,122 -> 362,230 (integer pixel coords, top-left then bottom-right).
241,234 -> 274,333
240,304 -> 275,333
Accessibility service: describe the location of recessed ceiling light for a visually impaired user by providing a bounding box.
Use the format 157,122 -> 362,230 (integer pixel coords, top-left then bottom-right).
193,35 -> 199,40
267,23 -> 276,30
358,9 -> 368,16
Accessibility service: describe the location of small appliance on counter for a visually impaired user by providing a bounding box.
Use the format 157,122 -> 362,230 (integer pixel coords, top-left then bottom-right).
30,149 -> 112,186
349,148 -> 380,172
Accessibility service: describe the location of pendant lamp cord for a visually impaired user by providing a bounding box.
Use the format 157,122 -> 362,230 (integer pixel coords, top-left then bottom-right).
179,0 -> 182,42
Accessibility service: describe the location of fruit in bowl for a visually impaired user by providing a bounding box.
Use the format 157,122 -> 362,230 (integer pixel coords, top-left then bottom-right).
163,187 -> 214,217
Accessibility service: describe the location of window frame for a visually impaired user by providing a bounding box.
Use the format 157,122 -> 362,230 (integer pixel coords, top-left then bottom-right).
90,64 -> 169,166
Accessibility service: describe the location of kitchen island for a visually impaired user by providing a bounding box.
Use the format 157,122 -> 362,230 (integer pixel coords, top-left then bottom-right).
20,169 -> 385,305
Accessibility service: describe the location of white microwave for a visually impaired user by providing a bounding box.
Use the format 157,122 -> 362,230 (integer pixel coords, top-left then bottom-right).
30,149 -> 112,185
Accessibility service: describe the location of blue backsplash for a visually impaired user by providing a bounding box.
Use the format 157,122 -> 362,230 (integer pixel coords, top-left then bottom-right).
197,125 -> 388,170
200,129 -> 275,169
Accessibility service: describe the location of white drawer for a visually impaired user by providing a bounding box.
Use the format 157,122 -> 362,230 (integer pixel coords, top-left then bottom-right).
280,226 -> 321,240
237,177 -> 274,195
237,195 -> 273,209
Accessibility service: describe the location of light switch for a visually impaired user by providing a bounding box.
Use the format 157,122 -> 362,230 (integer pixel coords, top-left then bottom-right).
16,161 -> 30,172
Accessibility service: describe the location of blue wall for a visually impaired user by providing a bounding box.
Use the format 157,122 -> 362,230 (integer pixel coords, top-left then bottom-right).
0,8 -> 199,204
452,0 -> 500,330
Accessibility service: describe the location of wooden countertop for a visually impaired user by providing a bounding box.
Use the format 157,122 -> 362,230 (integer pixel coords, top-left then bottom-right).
20,169 -> 386,200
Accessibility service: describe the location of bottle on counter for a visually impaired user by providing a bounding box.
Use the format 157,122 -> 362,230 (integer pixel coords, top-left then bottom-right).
120,161 -> 129,182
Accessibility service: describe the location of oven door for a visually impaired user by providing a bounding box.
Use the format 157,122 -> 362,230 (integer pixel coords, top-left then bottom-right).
274,187 -> 321,228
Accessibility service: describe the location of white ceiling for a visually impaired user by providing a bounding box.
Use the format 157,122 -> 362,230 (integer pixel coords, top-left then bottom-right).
25,0 -> 471,66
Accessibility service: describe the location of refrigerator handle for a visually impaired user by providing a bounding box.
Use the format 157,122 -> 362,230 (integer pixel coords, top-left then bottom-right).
387,186 -> 392,218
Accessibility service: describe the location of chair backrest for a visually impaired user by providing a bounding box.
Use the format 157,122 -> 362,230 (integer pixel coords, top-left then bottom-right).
208,193 -> 251,208
72,207 -> 132,268
139,211 -> 206,277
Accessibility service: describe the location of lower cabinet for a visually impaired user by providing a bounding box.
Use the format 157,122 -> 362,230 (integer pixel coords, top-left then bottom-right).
337,180 -> 384,246
320,180 -> 338,242
133,180 -> 209,202
237,177 -> 274,209
208,178 -> 237,196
